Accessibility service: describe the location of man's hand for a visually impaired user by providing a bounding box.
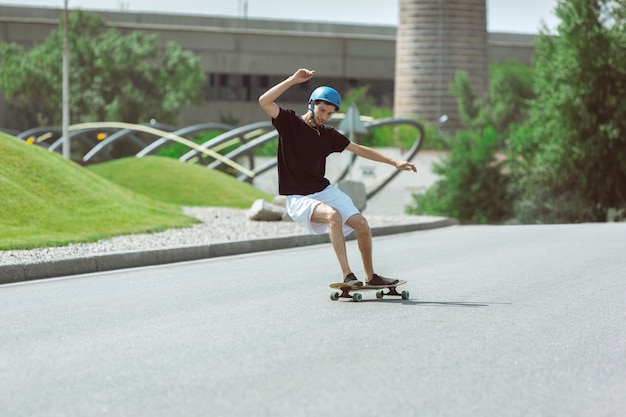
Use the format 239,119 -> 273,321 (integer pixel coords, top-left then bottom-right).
395,160 -> 417,172
290,68 -> 316,84
259,68 -> 316,119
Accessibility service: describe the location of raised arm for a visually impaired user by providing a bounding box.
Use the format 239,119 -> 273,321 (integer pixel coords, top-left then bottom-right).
258,68 -> 316,119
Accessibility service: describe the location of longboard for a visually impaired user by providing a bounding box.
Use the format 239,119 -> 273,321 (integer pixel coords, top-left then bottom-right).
329,279 -> 408,302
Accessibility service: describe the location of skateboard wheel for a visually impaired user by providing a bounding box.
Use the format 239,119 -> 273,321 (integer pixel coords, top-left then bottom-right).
352,293 -> 363,302
402,290 -> 410,300
376,290 -> 384,299
330,292 -> 339,301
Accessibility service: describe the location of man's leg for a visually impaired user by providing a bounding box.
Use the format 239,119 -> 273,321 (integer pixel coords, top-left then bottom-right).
346,213 -> 399,286
345,214 -> 374,280
311,203 -> 353,279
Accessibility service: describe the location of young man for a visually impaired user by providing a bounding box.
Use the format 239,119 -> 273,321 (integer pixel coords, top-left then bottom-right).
258,68 -> 417,286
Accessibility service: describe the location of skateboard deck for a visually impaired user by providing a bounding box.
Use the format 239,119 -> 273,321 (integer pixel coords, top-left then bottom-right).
329,279 -> 408,302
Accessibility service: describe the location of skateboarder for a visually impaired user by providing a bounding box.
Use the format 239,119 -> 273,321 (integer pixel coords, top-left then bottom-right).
258,68 -> 417,287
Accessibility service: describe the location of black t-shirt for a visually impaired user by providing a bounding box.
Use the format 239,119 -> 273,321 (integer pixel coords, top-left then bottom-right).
272,108 -> 350,195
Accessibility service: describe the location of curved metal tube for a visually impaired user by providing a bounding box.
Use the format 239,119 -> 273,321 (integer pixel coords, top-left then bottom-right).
48,128 -> 104,154
82,122 -> 177,162
362,117 -> 425,199
178,121 -> 274,163
136,123 -> 235,158
17,126 -> 61,140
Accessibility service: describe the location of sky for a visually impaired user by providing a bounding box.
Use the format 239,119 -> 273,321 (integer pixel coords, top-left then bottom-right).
3,0 -> 560,34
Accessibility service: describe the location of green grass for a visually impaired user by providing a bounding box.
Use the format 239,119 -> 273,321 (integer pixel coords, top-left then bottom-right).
0,134 -> 271,250
87,156 -> 271,208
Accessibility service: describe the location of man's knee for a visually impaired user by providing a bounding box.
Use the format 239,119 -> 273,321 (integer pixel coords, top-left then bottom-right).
327,208 -> 343,226
347,214 -> 369,233
313,204 -> 343,225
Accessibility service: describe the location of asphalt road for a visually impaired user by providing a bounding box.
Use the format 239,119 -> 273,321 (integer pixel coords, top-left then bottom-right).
1,223 -> 625,417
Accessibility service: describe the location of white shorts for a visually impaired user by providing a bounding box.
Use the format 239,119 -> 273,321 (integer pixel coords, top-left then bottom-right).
286,184 -> 360,237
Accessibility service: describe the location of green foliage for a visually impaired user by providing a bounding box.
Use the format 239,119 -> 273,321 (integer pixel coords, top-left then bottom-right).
254,139 -> 278,157
0,10 -> 205,129
421,122 -> 452,151
515,0 -> 626,223
450,61 -> 535,136
449,71 -> 481,128
366,120 -> 422,150
341,85 -> 378,113
486,61 -> 535,134
407,126 -> 513,224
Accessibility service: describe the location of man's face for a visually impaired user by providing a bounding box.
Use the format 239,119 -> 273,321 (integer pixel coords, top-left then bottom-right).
311,101 -> 337,126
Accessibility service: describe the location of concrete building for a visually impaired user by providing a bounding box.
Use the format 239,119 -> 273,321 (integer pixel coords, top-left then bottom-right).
395,0 -> 489,132
0,5 -> 536,131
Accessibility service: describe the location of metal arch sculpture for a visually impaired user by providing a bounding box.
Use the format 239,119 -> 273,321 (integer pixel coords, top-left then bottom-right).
55,122 -> 255,177
18,126 -> 116,160
135,122 -> 235,158
82,122 -> 177,162
178,121 -> 275,164
48,127 -> 109,156
178,121 -> 275,177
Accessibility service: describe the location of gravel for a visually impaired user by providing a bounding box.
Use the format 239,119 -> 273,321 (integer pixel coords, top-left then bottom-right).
0,207 -> 436,266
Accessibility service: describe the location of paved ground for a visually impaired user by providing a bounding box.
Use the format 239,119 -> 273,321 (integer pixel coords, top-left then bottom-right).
2,222 -> 625,417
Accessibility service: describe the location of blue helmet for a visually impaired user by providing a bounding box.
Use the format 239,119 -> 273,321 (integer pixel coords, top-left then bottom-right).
309,86 -> 341,110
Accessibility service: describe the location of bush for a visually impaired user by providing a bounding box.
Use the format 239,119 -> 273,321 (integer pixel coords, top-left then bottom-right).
406,126 -> 512,223
516,0 -> 626,223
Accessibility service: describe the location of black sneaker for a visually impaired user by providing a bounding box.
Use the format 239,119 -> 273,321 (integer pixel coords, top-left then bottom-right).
367,274 -> 399,286
344,273 -> 363,286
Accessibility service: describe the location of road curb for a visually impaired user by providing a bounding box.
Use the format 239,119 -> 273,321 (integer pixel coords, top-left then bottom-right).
0,218 -> 458,285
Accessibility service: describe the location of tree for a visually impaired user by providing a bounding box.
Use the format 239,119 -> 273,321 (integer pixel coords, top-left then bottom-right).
513,0 -> 626,222
450,61 -> 535,137
0,10 -> 205,129
449,71 -> 481,129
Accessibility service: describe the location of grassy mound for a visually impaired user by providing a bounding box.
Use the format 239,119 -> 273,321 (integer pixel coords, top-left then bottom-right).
0,133 -> 196,250
87,156 -> 272,208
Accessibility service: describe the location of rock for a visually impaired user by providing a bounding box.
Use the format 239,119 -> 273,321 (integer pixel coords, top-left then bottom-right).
247,199 -> 286,221
337,180 -> 367,212
273,195 -> 287,208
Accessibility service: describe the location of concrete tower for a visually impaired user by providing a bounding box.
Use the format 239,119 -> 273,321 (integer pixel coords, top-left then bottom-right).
394,0 -> 489,132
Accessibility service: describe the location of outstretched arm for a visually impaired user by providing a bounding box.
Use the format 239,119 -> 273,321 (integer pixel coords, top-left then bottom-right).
346,142 -> 417,172
258,68 -> 316,119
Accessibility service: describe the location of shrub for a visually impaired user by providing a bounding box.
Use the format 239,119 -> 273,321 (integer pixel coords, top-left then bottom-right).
407,126 -> 512,223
